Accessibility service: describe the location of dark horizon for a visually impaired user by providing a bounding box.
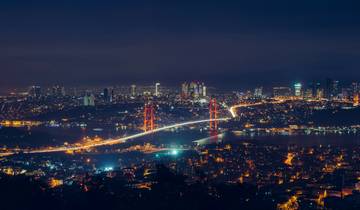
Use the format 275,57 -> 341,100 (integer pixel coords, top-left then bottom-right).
1,0 -> 360,90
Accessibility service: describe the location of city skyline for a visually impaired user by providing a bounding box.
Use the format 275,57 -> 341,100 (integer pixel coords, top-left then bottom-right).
1,78 -> 359,94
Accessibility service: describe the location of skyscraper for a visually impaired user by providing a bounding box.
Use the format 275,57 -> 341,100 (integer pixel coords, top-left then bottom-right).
110,89 -> 114,102
189,82 -> 199,98
202,85 -> 207,97
51,85 -> 65,97
254,87 -> 263,98
309,82 -> 321,98
273,87 -> 292,98
325,78 -> 333,98
155,83 -> 160,97
342,88 -> 352,101
316,89 -> 324,99
332,80 -> 340,98
181,82 -> 206,99
89,94 -> 95,106
351,82 -> 359,98
181,82 -> 189,98
294,83 -> 302,97
304,88 -> 313,99
130,84 -> 136,97
28,86 -> 41,98
326,78 -> 340,99
84,92 -> 95,106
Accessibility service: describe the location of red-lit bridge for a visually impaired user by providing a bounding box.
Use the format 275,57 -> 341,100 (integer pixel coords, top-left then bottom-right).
0,98 -> 289,156
1,118 -> 229,156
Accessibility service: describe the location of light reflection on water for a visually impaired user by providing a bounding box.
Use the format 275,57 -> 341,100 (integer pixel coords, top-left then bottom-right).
1,126 -> 360,148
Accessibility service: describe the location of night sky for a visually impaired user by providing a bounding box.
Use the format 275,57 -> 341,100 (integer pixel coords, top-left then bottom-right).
1,0 -> 360,89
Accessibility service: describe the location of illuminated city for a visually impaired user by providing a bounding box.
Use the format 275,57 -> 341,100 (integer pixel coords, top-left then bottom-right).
1,1 -> 360,210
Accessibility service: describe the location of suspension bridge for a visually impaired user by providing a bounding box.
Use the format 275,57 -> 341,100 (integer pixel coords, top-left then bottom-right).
0,98 -> 291,156
1,98 -> 230,156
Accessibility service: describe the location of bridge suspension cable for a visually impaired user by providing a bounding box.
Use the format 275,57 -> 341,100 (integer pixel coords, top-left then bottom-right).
3,118 -> 230,156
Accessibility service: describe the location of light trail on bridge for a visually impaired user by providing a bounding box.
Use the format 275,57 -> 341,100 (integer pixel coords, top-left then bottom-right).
229,102 -> 264,117
229,99 -> 286,117
228,98 -> 339,118
2,118 -> 229,156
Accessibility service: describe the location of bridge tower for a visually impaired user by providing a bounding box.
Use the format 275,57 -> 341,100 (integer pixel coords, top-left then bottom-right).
143,103 -> 155,131
209,98 -> 218,131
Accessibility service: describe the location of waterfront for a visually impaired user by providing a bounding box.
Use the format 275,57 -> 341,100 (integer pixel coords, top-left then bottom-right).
2,125 -> 360,148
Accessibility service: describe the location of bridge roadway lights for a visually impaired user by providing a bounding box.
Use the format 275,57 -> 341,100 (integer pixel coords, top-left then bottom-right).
14,118 -> 230,155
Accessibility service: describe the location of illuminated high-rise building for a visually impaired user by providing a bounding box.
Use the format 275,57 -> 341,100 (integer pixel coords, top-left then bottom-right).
254,87 -> 263,98
309,82 -> 321,98
28,86 -> 41,98
326,78 -> 340,99
51,85 -> 65,97
181,82 -> 206,99
202,85 -> 207,97
294,83 -> 302,97
84,92 -> 95,106
351,82 -> 359,98
325,78 -> 332,98
304,88 -> 313,99
102,88 -> 113,103
273,87 -> 292,98
155,82 -> 160,97
181,82 -> 189,98
89,94 -> 95,106
130,84 -> 136,97
341,88 -> 351,101
189,82 -> 199,98
332,80 -> 340,98
110,89 -> 114,102
316,88 -> 324,99
83,95 -> 89,106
